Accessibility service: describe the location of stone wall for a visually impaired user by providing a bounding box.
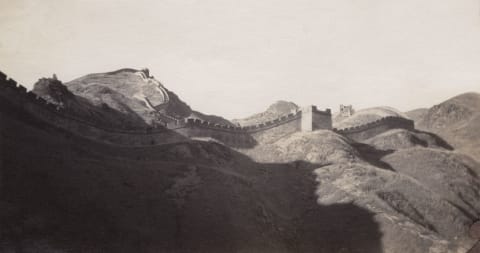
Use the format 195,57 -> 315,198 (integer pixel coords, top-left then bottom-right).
168,113 -> 304,147
4,70 -> 409,147
334,116 -> 415,141
249,114 -> 302,144
0,71 -> 334,147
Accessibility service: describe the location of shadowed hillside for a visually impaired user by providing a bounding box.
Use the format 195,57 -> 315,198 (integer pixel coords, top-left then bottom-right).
0,98 -> 383,253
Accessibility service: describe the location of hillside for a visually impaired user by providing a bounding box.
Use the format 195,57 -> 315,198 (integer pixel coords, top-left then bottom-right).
1,69 -> 480,252
2,101 -> 479,252
32,77 -> 150,129
334,106 -> 408,129
0,99 -> 385,253
238,127 -> 480,253
232,101 -> 299,126
64,68 -> 232,126
413,92 -> 480,160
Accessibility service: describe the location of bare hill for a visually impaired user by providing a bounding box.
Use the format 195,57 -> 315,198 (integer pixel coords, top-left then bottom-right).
64,68 -> 232,126
334,106 -> 408,129
232,101 -> 299,126
414,92 -> 480,160
32,77 -> 150,129
239,128 -> 480,253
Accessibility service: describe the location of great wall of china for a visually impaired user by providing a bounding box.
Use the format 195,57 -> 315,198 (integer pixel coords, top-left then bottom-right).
334,116 -> 414,141
0,71 -> 414,147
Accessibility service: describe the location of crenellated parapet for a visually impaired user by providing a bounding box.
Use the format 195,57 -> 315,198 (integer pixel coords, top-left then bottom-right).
333,116 -> 414,141
0,70 -> 418,146
172,110 -> 305,134
334,116 -> 414,134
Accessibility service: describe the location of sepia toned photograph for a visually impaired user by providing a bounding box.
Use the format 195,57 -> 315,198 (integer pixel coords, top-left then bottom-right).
0,0 -> 480,252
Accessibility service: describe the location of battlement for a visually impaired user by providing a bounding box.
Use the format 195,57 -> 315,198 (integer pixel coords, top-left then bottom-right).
167,110 -> 304,133
334,116 -> 414,141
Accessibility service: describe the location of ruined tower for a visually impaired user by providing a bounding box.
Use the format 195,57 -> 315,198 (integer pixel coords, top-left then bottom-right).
339,104 -> 354,117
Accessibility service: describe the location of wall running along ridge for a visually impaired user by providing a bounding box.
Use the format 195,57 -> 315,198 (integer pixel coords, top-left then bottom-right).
333,116 -> 415,141
0,70 -> 414,147
0,71 -> 332,147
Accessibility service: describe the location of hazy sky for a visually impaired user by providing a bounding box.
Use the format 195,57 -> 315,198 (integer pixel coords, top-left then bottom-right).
1,0 -> 480,119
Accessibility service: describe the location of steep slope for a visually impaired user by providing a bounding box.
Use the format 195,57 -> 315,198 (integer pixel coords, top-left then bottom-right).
334,106 -> 408,129
415,92 -> 480,160
232,101 -> 299,126
32,77 -> 149,129
64,68 -> 232,126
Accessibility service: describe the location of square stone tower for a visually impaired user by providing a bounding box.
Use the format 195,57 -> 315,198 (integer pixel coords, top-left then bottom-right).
301,105 -> 332,132
340,104 -> 354,117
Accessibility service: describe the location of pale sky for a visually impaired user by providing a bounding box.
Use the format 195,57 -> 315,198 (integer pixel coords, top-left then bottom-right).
1,0 -> 479,119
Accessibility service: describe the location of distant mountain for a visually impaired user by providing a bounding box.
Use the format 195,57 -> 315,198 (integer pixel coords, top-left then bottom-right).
232,100 -> 299,126
405,108 -> 428,125
412,92 -> 480,160
333,106 -> 408,129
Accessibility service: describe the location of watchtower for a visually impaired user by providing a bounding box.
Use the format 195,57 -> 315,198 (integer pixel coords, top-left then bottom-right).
301,105 -> 332,132
340,104 -> 354,117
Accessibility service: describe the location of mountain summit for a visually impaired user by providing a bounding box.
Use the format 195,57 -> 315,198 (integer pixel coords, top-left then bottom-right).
33,68 -> 232,128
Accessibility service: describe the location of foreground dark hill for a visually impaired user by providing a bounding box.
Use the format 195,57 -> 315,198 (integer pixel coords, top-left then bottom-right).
408,92 -> 480,160
2,95 -> 479,252
0,94 -> 383,253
